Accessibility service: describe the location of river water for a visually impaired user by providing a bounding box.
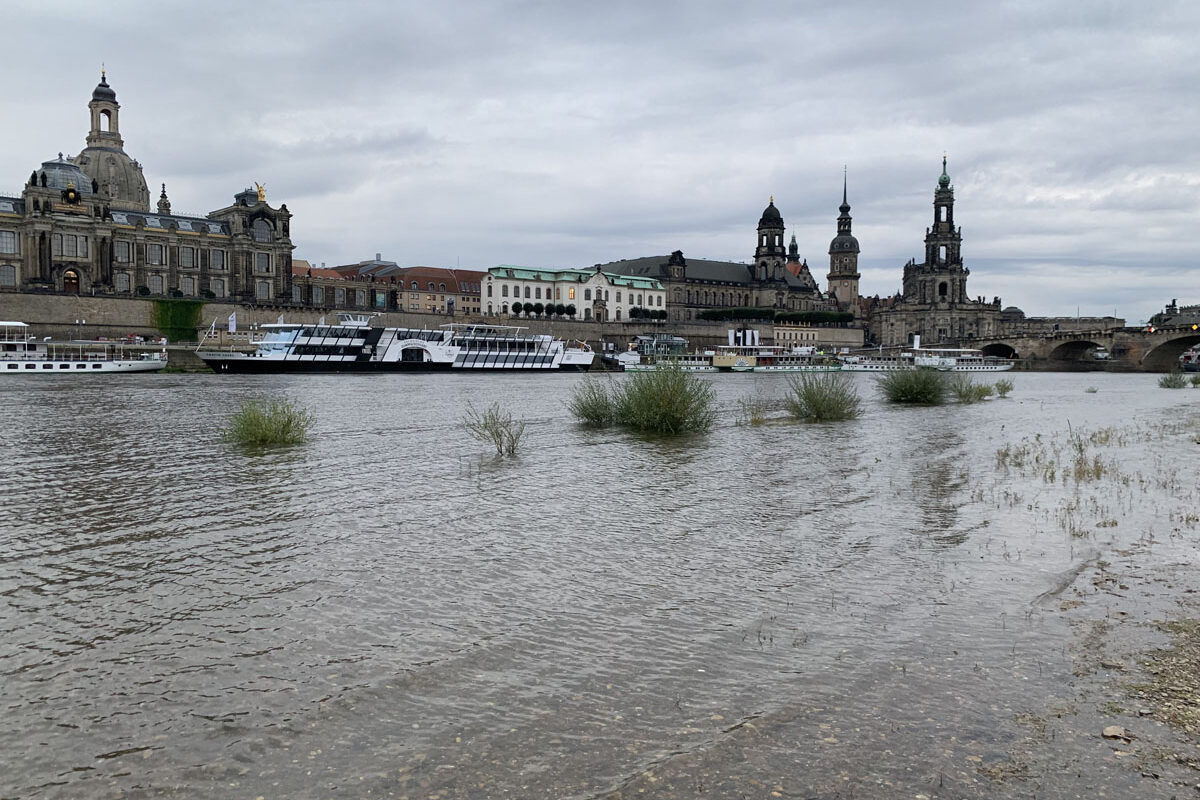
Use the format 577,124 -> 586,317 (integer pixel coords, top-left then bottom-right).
1,371 -> 1198,799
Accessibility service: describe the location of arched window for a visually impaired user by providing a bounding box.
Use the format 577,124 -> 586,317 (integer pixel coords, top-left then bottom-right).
313,286 -> 324,304
584,307 -> 592,320
502,303 -> 509,315
148,274 -> 164,294
487,284 -> 493,297
428,282 -> 435,291
180,277 -> 195,295
439,283 -> 446,292
0,264 -> 16,287
938,281 -> 948,298
252,219 -> 272,243
502,285 -> 509,297
257,280 -> 272,300
524,286 -> 530,299
100,109 -> 112,132
210,278 -> 224,297
584,288 -> 591,301
114,272 -> 130,292
292,285 -> 302,303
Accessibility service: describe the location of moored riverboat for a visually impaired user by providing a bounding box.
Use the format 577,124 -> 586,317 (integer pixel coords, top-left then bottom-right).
617,332 -> 718,372
1,321 -> 168,374
838,336 -> 1013,373
710,344 -> 842,373
1181,345 -> 1200,372
197,314 -> 594,373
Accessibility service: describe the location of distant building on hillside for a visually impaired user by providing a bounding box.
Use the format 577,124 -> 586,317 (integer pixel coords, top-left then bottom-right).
289,256 -> 486,316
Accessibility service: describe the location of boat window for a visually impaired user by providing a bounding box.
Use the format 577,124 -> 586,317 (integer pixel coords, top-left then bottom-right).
6,364 -> 16,369
42,364 -> 52,369
25,364 -> 34,369
92,364 -> 102,369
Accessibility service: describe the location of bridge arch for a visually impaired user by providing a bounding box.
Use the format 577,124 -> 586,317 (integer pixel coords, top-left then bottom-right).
980,342 -> 1017,358
1046,340 -> 1105,362
1141,333 -> 1200,371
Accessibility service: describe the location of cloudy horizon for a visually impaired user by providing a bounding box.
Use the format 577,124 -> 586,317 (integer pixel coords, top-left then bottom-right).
6,1 -> 1198,325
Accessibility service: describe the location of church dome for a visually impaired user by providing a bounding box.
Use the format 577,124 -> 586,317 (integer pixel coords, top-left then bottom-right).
36,155 -> 95,194
92,74 -> 117,102
758,199 -> 783,228
829,233 -> 860,254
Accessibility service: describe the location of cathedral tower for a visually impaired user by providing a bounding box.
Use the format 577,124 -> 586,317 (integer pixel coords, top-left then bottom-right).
902,156 -> 968,305
826,171 -> 860,308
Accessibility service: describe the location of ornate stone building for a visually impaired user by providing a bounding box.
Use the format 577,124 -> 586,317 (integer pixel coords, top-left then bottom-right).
868,158 -> 1002,346
598,199 -> 834,322
0,73 -> 293,301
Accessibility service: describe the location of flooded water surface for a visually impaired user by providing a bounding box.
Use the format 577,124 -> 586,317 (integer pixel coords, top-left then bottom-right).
2,371 -> 1198,798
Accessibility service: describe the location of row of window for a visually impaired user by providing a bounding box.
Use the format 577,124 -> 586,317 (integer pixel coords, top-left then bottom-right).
489,283 -> 664,306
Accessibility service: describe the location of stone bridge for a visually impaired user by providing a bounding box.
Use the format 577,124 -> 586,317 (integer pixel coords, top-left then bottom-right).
969,324 -> 1200,371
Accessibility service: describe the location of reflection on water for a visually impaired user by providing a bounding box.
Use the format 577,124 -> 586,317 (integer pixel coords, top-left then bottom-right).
1,371 -> 1197,798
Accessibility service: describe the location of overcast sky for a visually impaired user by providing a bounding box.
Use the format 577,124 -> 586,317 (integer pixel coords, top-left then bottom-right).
6,1 -> 1198,323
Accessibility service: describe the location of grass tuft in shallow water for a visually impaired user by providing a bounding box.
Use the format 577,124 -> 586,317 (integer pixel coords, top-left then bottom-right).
224,398 -> 315,446
876,369 -> 947,405
1159,370 -> 1188,389
783,371 -> 862,422
464,402 -> 527,456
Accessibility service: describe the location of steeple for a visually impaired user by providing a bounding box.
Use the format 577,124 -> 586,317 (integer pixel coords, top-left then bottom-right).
827,168 -> 861,310
157,183 -> 172,215
787,233 -> 801,264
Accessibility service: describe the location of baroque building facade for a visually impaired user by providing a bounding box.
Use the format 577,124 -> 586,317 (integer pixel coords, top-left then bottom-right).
598,199 -> 834,322
0,73 -> 293,302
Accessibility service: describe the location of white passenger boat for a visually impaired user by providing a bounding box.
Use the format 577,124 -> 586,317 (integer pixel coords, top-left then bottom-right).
838,336 -> 1013,372
617,333 -> 717,372
710,344 -> 841,373
1,321 -> 168,374
197,314 -> 594,373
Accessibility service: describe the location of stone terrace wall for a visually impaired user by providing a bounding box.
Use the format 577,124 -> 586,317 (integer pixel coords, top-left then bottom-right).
0,293 -> 860,350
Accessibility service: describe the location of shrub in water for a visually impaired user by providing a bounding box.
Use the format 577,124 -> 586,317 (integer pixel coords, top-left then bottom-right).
464,402 -> 526,456
876,368 -> 947,405
1159,370 -> 1188,389
948,374 -> 994,404
568,378 -> 617,427
224,398 -> 314,446
994,378 -> 1014,398
614,361 -> 716,434
737,389 -> 775,426
784,371 -> 861,422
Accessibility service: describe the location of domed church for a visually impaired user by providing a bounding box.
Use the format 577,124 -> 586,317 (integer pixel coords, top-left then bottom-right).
0,73 -> 294,301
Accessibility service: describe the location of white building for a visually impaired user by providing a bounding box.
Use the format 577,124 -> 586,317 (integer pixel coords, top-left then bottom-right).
484,265 -> 665,322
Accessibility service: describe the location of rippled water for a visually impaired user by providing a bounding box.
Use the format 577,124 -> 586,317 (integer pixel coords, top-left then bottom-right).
1,371 -> 1198,798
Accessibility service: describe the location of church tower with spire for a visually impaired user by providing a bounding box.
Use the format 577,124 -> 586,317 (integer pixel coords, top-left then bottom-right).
826,170 -> 861,309
74,71 -> 150,212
